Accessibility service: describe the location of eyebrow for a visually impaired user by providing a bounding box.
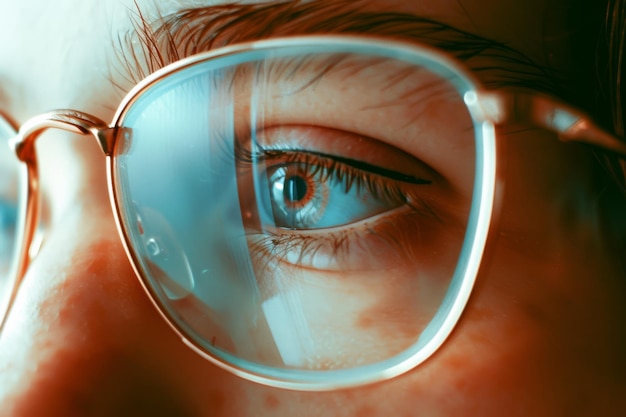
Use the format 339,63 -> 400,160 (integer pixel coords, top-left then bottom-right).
115,0 -> 563,97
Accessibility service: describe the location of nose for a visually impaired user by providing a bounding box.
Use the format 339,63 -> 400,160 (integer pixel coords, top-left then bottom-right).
0,157 -> 238,416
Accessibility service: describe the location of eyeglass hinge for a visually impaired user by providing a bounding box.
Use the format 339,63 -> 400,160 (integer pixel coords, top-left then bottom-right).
472,91 -> 626,158
96,127 -> 118,157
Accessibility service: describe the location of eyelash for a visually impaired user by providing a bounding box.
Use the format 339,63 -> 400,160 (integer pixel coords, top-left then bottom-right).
261,149 -> 418,205
242,148 -> 435,270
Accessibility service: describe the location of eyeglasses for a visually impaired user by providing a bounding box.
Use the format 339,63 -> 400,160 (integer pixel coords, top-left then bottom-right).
1,35 -> 625,391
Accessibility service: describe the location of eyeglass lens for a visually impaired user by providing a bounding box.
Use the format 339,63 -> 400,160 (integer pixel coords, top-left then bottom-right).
112,43 -> 481,379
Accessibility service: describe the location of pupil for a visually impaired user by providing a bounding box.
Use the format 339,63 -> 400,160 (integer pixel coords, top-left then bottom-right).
284,176 -> 308,202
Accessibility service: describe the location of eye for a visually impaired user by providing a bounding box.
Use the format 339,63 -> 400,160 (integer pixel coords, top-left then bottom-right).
261,152 -> 424,230
237,126 -> 440,272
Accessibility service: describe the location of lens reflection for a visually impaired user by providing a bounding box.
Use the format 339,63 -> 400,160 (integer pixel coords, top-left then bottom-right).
0,114 -> 19,325
113,41 -> 478,382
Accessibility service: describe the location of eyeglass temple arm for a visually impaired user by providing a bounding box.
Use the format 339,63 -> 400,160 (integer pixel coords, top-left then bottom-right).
1,110 -> 116,331
473,91 -> 626,159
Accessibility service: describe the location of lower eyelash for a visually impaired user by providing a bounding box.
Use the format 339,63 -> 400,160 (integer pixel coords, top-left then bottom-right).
246,203 -> 437,273
248,230 -> 349,272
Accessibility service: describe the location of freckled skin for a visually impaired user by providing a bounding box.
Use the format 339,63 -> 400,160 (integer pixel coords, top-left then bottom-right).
0,0 -> 625,416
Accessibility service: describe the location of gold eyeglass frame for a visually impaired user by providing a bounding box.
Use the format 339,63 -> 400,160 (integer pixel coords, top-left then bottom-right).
1,35 -> 625,391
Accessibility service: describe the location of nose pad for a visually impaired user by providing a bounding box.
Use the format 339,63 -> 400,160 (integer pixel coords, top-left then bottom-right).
135,205 -> 195,301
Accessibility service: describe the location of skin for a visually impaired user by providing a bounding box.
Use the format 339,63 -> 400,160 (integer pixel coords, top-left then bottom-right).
0,0 -> 625,416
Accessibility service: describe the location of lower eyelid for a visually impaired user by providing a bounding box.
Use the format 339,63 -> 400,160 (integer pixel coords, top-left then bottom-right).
248,204 -> 442,272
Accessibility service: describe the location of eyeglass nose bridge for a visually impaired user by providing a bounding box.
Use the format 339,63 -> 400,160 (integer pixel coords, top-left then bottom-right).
10,109 -> 117,164
1,110 -> 119,331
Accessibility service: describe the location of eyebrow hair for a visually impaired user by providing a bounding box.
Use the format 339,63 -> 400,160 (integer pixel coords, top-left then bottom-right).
114,0 -> 564,97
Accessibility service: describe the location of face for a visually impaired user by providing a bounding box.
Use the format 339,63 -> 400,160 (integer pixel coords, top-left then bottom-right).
0,0 -> 625,415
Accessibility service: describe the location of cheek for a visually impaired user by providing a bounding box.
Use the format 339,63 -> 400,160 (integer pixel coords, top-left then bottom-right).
490,243 -> 626,377
434,224 -> 626,415
355,245 -> 626,417
0,207 -> 242,416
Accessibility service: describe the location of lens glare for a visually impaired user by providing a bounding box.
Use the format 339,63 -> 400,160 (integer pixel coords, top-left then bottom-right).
112,39 -> 483,387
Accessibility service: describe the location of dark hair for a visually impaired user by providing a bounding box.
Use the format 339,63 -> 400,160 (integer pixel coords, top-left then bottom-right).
581,0 -> 626,192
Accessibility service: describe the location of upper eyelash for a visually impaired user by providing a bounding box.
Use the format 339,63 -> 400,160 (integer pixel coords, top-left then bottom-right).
247,148 -> 430,207
264,148 -> 432,185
